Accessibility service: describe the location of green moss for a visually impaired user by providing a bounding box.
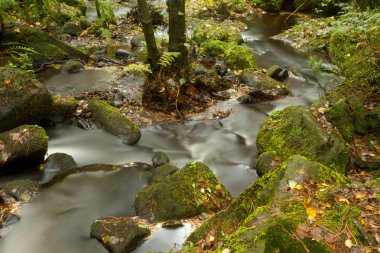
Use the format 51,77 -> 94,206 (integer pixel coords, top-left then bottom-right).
135,161 -> 231,222
193,20 -> 243,44
250,0 -> 284,12
89,99 -> 141,145
200,41 -> 256,70
256,106 -> 349,173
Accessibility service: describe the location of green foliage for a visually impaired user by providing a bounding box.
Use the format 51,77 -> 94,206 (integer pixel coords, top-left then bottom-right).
124,63 -> 152,75
193,20 -> 242,44
200,40 -> 256,69
1,42 -> 38,71
158,51 -> 181,68
197,0 -> 245,17
93,0 -> 116,31
98,28 -> 113,43
250,0 -> 284,12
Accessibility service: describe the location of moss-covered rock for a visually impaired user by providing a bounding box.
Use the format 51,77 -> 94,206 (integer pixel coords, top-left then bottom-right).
3,27 -> 87,63
325,97 -> 368,141
90,216 -> 150,253
256,106 -> 349,173
193,20 -> 243,44
135,161 -> 231,222
0,67 -> 52,132
256,151 -> 281,177
46,96 -> 77,123
149,163 -> 178,184
367,106 -> 380,134
200,40 -> 256,70
0,179 -> 40,202
240,69 -> 288,93
60,59 -> 85,73
59,0 -> 86,15
188,156 -> 347,249
89,99 -> 141,145
0,125 -> 48,172
62,21 -> 83,36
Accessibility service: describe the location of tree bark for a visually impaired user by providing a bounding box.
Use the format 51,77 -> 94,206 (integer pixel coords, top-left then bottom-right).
167,0 -> 188,67
94,0 -> 102,18
0,14 -> 4,41
137,0 -> 160,69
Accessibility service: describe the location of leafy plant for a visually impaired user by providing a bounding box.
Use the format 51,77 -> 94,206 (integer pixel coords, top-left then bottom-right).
158,51 -> 181,68
124,63 -> 152,75
99,28 -> 113,43
1,42 -> 39,71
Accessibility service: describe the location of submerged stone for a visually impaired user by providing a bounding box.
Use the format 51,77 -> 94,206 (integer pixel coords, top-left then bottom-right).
256,106 -> 349,173
89,99 -> 141,145
0,67 -> 52,132
0,125 -> 48,173
90,217 -> 151,253
151,151 -> 170,168
43,153 -> 78,172
135,161 -> 232,222
60,59 -> 85,73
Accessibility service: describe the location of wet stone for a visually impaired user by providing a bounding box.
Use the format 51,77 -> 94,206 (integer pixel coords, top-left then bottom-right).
60,60 -> 85,73
43,153 -> 77,173
150,163 -> 178,184
237,94 -> 254,104
152,151 -> 170,168
115,49 -> 136,60
0,180 -> 40,203
90,217 -> 151,253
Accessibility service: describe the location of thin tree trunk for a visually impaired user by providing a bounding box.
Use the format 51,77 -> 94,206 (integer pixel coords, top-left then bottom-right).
167,0 -> 188,67
95,0 -> 102,18
0,14 -> 4,41
137,0 -> 160,69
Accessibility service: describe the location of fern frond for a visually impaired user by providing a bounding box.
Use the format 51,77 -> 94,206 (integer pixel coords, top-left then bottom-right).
124,63 -> 152,75
158,51 -> 181,68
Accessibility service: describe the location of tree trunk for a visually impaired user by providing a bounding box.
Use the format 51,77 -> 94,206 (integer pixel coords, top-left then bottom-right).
95,0 -> 102,18
0,14 -> 4,41
137,0 -> 160,69
167,0 -> 188,67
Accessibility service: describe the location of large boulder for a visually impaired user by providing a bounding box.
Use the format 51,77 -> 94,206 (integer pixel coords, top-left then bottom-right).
0,67 -> 52,132
135,161 -> 232,222
256,106 -> 350,173
0,125 -> 48,172
3,28 -> 87,63
188,156 -> 347,250
90,217 -> 150,253
89,99 -> 141,145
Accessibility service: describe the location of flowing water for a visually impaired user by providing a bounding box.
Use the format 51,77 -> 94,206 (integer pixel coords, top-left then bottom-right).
0,12 -> 324,253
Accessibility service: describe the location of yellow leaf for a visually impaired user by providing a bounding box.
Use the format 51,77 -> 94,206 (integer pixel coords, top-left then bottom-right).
306,207 -> 317,221
20,193 -> 32,202
209,1 -> 215,7
304,198 -> 312,208
320,202 -> 331,208
102,235 -> 109,244
354,192 -> 366,199
338,197 -> 350,204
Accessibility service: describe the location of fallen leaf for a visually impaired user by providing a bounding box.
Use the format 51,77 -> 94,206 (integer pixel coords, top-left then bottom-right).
338,197 -> 350,204
324,233 -> 339,243
320,202 -> 331,208
354,192 -> 367,199
20,193 -> 32,202
345,239 -> 353,248
310,226 -> 323,241
306,206 -> 317,221
102,235 -> 109,244
294,184 -> 303,190
288,180 -> 297,189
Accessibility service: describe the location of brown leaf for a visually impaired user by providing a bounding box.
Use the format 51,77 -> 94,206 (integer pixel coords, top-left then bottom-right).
310,226 -> 323,241
324,233 -> 339,243
354,192 -> 367,199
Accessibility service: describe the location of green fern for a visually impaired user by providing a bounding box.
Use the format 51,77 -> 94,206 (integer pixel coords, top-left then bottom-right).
158,51 -> 181,68
124,63 -> 152,75
1,42 -> 39,71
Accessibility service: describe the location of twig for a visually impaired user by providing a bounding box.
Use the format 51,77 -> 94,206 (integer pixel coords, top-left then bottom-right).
285,0 -> 308,24
291,231 -> 310,252
352,218 -> 373,246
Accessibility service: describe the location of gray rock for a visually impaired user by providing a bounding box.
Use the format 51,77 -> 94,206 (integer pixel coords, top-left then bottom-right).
237,95 -> 254,104
115,49 -> 136,60
60,60 -> 85,73
152,151 -> 170,167
90,217 -> 151,253
131,33 -> 146,48
43,153 -> 77,172
194,63 -> 208,76
240,69 -> 260,87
